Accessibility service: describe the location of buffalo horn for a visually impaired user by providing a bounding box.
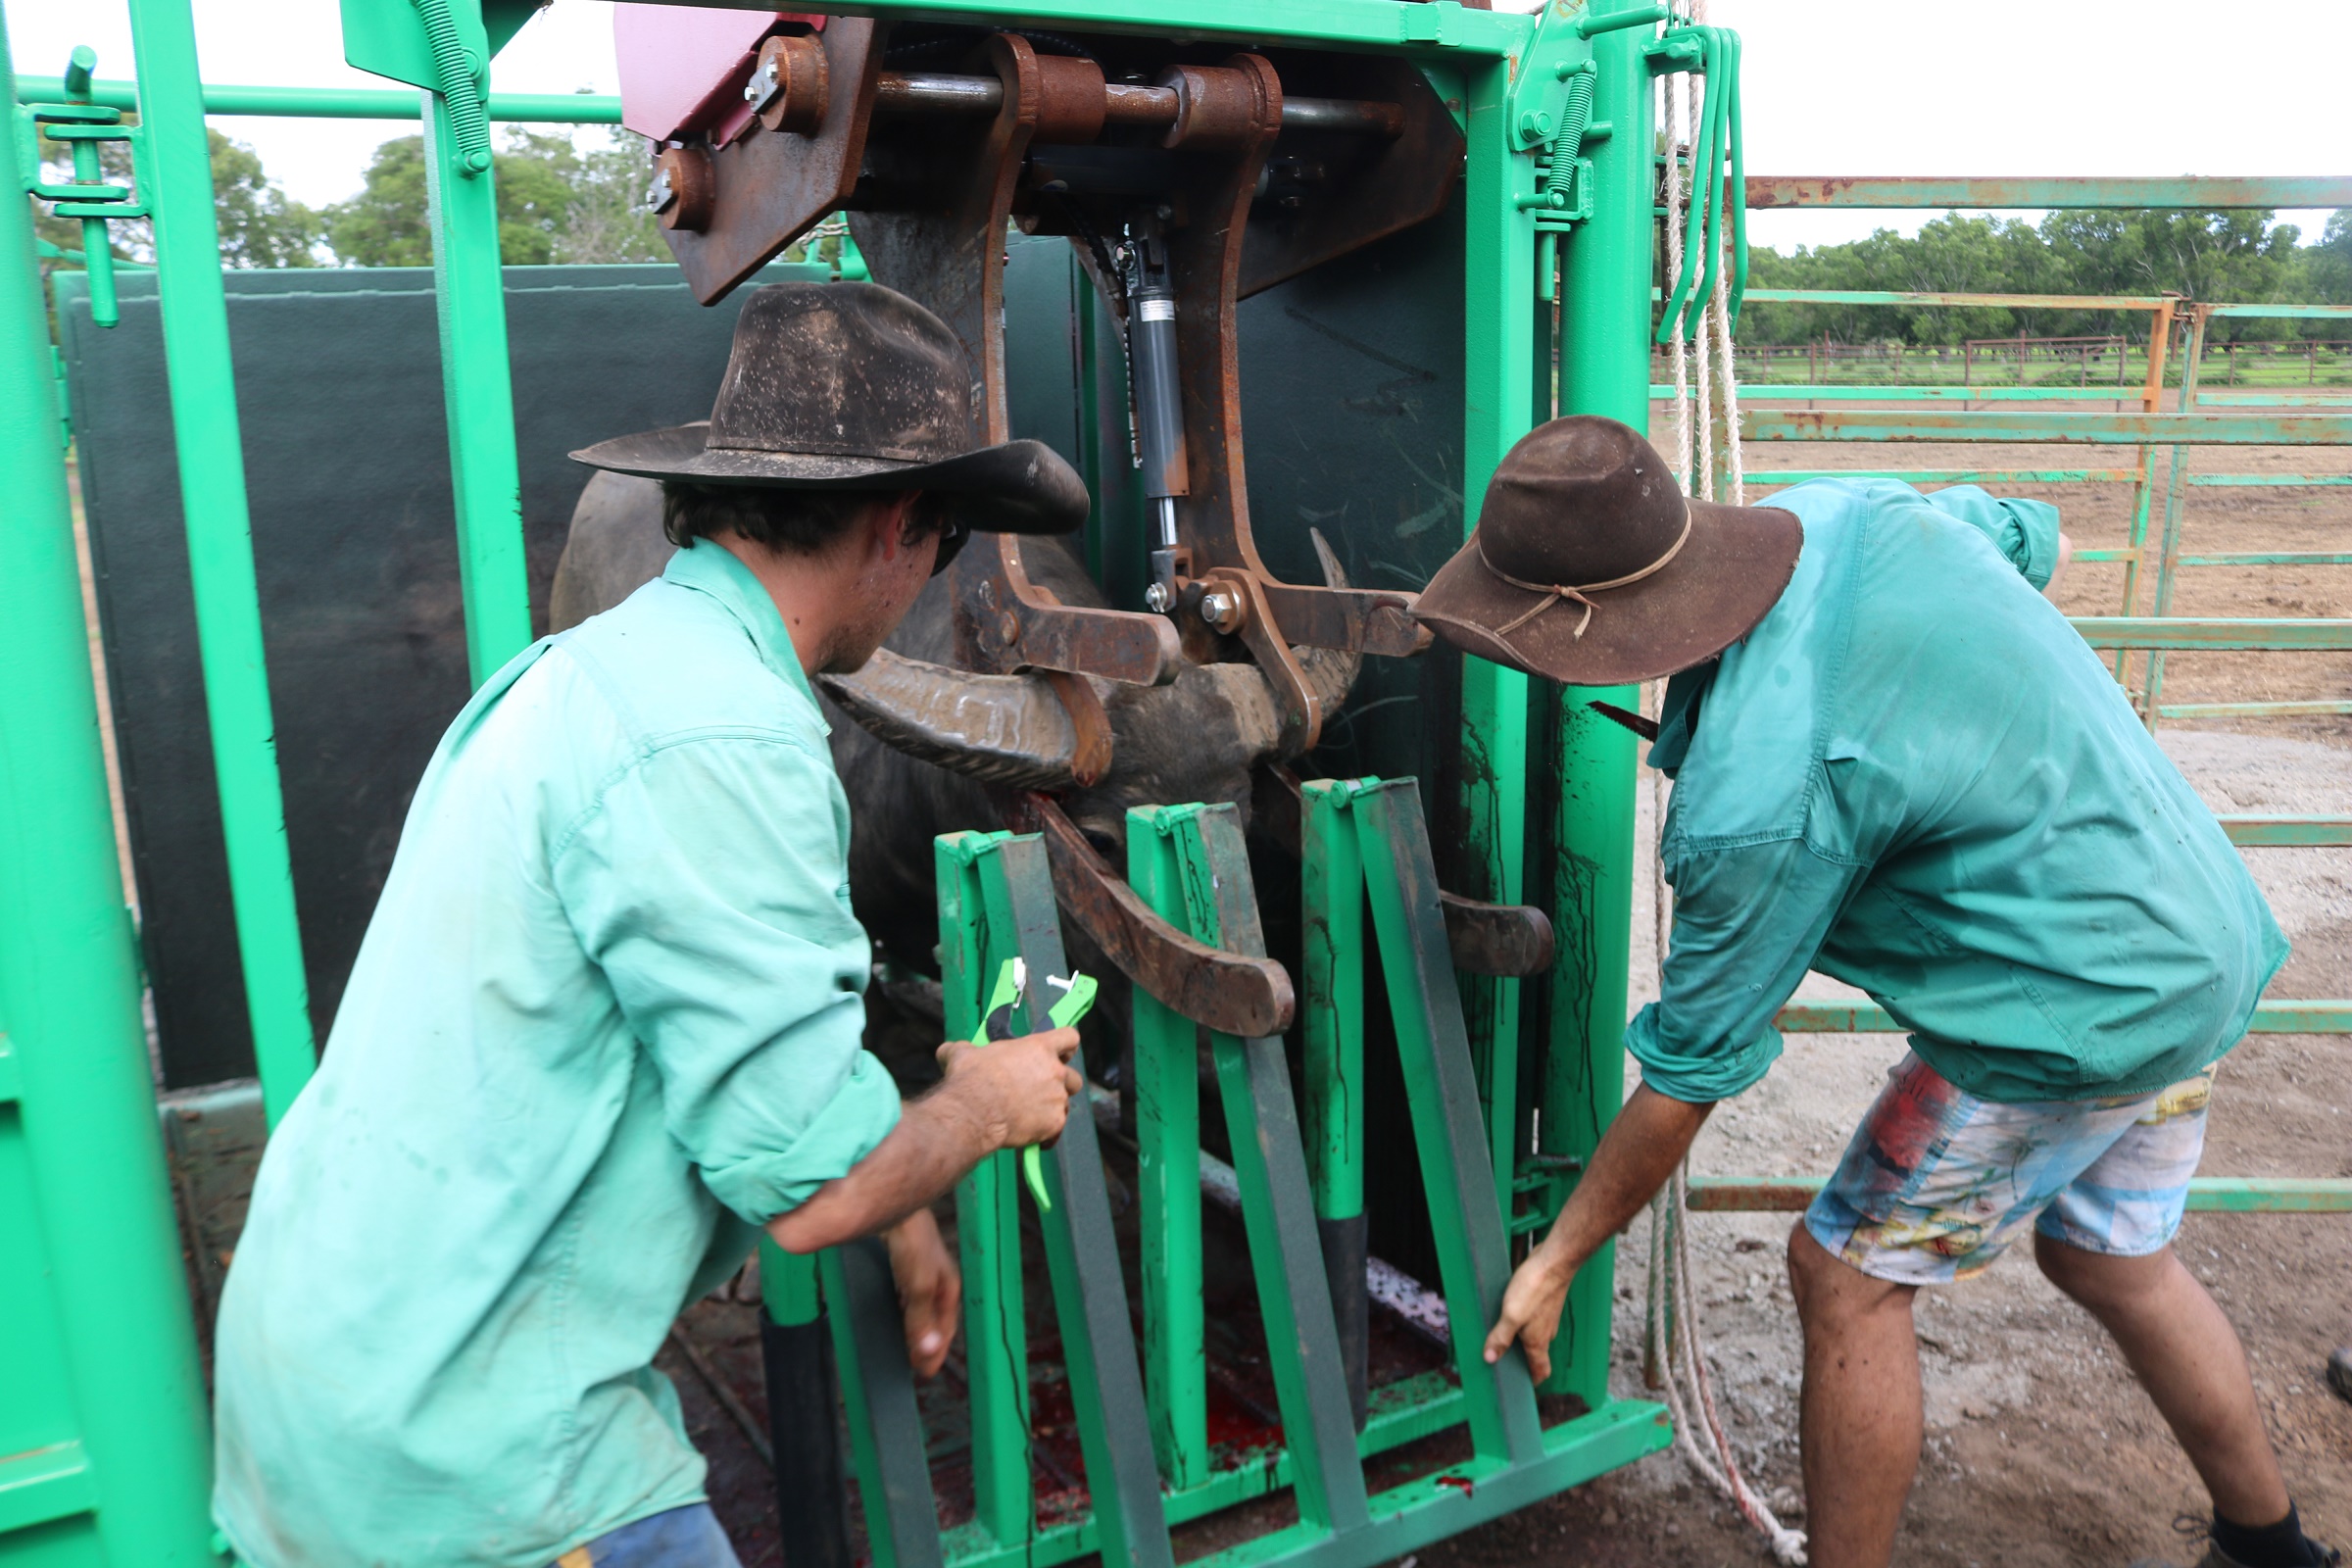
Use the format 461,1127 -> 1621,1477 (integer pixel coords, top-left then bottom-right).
1222,527 -> 1368,763
818,648 -> 1082,790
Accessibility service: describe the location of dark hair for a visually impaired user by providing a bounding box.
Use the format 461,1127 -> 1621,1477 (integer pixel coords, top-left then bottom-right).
660,482 -> 894,554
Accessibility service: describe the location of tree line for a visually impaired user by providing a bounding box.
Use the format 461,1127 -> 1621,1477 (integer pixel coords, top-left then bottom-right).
1741,209 -> 2352,346
31,122 -> 670,286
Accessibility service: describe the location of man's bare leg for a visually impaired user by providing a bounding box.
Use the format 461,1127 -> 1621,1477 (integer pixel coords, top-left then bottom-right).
2033,1234 -> 2289,1528
1788,1223 -> 1923,1568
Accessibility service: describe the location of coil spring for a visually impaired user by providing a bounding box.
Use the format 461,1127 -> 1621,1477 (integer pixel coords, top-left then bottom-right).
412,0 -> 493,175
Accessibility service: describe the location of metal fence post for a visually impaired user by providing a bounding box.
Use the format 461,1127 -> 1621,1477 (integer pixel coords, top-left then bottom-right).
1458,29 -> 1538,1214
126,0 -> 316,1121
421,88 -> 534,683
1540,0 -> 1652,1407
2114,297 -> 2176,688
0,12 -> 219,1557
2141,304 -> 2211,727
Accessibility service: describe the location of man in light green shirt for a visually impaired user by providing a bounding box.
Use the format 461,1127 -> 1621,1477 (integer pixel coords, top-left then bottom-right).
213,284 -> 1091,1568
1414,416 -> 2331,1568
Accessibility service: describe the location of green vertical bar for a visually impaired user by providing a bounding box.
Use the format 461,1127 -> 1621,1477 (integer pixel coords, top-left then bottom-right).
0,15 -> 218,1561
1157,805 -> 1370,1536
1457,51 -> 1535,1201
1543,0 -> 1654,1407
421,89 -> 533,684
972,839 -> 1173,1568
1123,808 -> 1209,1490
127,0 -> 316,1123
2141,311 -> 2207,729
1300,780 -> 1366,1221
760,1237 -> 819,1327
1351,782 -> 1544,1466
820,1247 -> 903,1568
936,833 -> 1030,1545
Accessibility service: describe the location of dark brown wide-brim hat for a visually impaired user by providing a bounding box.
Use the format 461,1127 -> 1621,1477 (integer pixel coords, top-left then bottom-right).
1413,416 -> 1801,686
570,281 -> 1088,535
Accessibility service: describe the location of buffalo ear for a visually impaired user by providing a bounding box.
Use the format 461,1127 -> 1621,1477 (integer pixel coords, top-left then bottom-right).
819,649 -> 1084,790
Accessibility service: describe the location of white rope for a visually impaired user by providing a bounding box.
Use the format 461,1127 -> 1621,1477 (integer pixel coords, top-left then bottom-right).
1642,15 -> 1795,1555
1711,255 -> 1746,506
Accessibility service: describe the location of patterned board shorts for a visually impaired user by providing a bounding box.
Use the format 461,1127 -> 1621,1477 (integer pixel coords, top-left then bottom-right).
1803,1051 -> 2214,1286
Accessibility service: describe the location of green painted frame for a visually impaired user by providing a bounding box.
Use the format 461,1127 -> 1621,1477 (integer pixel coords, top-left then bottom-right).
907,807 -> 1669,1568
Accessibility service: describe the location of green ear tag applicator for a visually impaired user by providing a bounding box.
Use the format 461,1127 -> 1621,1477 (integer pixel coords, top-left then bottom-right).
973,960 -> 1099,1211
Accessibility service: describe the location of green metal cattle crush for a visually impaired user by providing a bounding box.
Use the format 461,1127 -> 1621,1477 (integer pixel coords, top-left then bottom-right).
6,2 -> 2349,1566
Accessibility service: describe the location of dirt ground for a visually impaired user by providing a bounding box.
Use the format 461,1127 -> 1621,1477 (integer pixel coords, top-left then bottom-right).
656,438 -> 2351,1568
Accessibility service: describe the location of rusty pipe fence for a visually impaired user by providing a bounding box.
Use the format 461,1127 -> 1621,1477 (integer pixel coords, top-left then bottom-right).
1655,173 -> 2352,1216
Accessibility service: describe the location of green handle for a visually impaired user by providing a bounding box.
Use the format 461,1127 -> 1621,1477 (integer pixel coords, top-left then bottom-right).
971,964 -> 1098,1212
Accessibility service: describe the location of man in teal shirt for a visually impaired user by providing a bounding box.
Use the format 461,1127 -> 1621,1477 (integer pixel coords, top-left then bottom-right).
213,285 -> 1090,1568
1416,416 -> 2332,1568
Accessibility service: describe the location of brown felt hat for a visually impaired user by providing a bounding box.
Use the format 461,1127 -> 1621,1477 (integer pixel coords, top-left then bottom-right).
570,281 -> 1089,535
1413,416 -> 1801,686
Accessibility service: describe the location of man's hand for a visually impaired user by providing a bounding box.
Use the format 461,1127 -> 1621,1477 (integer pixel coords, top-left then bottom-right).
1478,1085 -> 1717,1382
885,1207 -> 960,1379
933,1026 -> 1082,1152
766,1026 -> 1083,1256
1485,1244 -> 1578,1384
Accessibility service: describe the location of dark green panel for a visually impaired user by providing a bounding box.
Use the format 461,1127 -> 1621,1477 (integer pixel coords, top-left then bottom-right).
61,263 -> 822,1087
1237,195 -> 1466,797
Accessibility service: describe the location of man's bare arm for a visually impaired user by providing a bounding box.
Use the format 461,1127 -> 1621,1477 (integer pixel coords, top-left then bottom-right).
766,1027 -> 1081,1255
1484,1083 -> 1716,1382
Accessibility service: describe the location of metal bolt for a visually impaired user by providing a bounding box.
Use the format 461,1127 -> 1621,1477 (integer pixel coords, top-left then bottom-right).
642,169 -> 675,215
1200,591 -> 1237,629
746,58 -> 780,108
1519,109 -> 1554,141
1144,580 -> 1175,613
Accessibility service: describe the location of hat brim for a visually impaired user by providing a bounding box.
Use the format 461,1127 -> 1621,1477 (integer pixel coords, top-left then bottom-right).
1412,499 -> 1802,686
567,421 -> 1089,535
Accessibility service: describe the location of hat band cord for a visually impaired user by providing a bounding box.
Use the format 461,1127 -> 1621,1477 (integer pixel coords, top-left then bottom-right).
1480,511 -> 1694,639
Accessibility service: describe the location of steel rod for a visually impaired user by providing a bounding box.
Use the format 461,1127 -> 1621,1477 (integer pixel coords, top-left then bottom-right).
128,0 -> 318,1119
421,89 -> 535,684
1744,175 -> 2352,210
1745,410 -> 2352,445
2221,815 -> 2352,847
1686,1176 -> 2352,1213
18,74 -> 625,122
871,70 -> 1403,135
1776,1000 -> 2352,1033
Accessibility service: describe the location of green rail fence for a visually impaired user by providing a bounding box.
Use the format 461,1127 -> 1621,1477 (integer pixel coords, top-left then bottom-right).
1662,178 -> 2352,1229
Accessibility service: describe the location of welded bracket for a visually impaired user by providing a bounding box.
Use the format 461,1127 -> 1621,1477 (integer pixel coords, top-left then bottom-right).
23,48 -> 149,329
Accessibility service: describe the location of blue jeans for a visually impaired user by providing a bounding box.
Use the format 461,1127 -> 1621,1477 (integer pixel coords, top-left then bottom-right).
557,1504 -> 744,1568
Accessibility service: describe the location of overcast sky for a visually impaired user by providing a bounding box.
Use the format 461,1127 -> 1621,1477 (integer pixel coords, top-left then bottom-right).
16,0 -> 2347,251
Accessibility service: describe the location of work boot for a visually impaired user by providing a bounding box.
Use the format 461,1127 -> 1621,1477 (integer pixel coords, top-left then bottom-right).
2131,1514 -> 2342,1568
2191,1544 -> 2344,1568
2328,1344 -> 2352,1405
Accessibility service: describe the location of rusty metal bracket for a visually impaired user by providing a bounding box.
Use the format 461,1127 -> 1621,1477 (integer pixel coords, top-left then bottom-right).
658,18 -> 883,305
1142,54 -> 1431,699
1000,791 -> 1294,1039
857,31 -> 1182,688
1202,565 -> 1323,750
